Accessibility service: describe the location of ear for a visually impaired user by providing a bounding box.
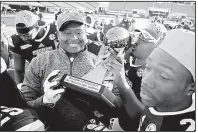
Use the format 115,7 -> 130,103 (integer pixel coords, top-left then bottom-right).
187,83 -> 195,96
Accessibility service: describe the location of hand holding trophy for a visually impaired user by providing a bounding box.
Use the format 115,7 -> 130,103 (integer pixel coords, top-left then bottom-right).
82,27 -> 130,85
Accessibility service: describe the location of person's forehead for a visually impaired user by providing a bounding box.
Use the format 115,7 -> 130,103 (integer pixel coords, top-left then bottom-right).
63,23 -> 84,30
148,47 -> 190,78
149,48 -> 179,66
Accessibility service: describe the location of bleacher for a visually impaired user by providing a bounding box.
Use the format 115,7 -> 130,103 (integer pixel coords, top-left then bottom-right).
108,2 -> 128,11
125,2 -> 150,12
1,2 -> 195,18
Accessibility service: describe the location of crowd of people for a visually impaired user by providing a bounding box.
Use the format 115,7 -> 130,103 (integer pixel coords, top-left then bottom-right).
0,7 -> 195,131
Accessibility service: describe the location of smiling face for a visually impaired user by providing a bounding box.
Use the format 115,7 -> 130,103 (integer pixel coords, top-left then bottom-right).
140,47 -> 194,110
57,22 -> 88,53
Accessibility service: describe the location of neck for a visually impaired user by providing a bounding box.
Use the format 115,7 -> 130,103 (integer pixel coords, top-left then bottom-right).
156,96 -> 192,112
67,52 -> 78,58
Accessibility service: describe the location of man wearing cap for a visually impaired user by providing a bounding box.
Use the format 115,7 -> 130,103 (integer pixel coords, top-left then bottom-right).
106,29 -> 195,131
20,10 -> 102,130
0,29 -> 45,131
9,10 -> 57,86
124,23 -> 166,97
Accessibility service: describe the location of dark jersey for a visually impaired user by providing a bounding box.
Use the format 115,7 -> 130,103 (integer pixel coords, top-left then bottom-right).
0,71 -> 27,108
127,65 -> 144,94
38,20 -> 46,26
125,57 -> 144,98
10,24 -> 57,62
138,94 -> 195,131
0,106 -> 43,131
119,20 -> 131,30
87,40 -> 102,56
0,69 -> 44,131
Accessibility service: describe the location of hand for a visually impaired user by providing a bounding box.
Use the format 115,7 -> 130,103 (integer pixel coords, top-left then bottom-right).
97,45 -> 110,59
104,55 -> 129,90
43,70 -> 65,104
104,54 -> 125,77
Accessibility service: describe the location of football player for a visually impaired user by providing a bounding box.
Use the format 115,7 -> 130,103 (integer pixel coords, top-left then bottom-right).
106,29 -> 195,131
126,23 -> 166,97
0,29 -> 45,131
9,10 -> 58,86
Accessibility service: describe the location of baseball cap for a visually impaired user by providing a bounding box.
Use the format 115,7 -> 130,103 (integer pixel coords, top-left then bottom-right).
159,29 -> 195,81
56,10 -> 85,31
134,23 -> 165,43
15,10 -> 39,34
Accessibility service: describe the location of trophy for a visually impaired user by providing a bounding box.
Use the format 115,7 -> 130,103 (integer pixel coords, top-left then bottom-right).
82,27 -> 130,84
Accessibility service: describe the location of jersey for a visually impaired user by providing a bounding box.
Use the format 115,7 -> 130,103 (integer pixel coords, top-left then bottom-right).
0,70 -> 27,108
0,106 -> 44,131
0,70 -> 44,131
138,94 -> 195,131
10,24 -> 57,62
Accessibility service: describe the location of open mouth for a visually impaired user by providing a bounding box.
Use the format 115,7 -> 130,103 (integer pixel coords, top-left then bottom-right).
69,43 -> 79,48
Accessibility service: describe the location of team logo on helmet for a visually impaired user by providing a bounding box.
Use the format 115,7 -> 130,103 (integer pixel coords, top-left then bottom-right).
49,34 -> 56,40
145,123 -> 157,131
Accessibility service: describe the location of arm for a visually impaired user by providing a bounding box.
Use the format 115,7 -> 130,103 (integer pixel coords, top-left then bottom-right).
13,53 -> 25,85
14,53 -> 25,84
115,69 -> 145,118
21,57 -> 44,109
9,35 -> 25,85
21,58 -> 65,110
105,55 -> 145,129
